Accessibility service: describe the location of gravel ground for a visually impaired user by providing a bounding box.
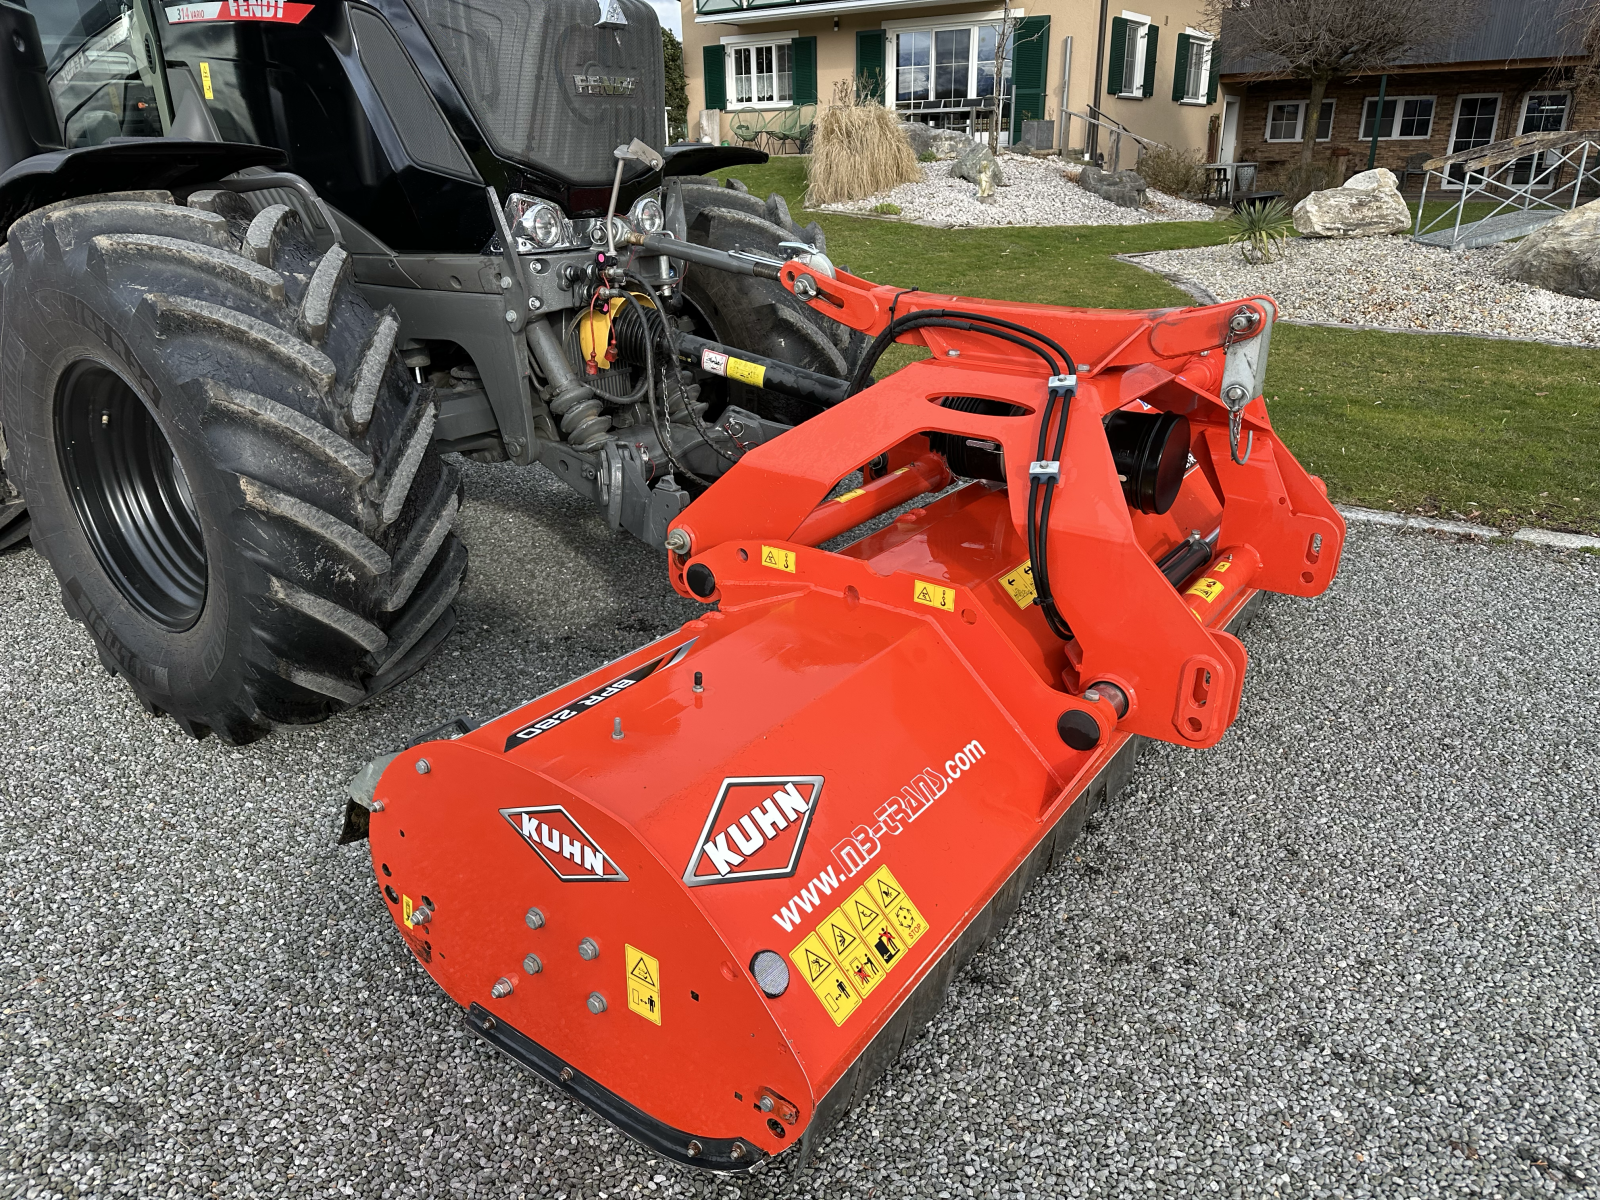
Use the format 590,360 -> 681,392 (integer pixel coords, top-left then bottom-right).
4,460 -> 1599,1199
1139,237 -> 1600,346
816,157 -> 1216,228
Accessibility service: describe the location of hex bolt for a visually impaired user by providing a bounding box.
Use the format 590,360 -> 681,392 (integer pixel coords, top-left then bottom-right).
369,800 -> 385,812
586,991 -> 607,1014
730,1143 -> 747,1161
524,907 -> 545,930
491,977 -> 513,999
792,274 -> 818,300
499,276 -> 512,290
1222,383 -> 1249,404
415,758 -> 430,775
612,717 -> 623,740
409,906 -> 431,926
559,1066 -> 575,1082
663,527 -> 691,555
527,296 -> 542,312
523,953 -> 543,975
504,309 -> 518,325
578,937 -> 599,960
757,1095 -> 775,1112
686,1140 -> 702,1158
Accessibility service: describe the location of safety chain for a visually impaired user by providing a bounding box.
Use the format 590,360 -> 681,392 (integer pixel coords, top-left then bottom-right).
1220,304 -> 1260,465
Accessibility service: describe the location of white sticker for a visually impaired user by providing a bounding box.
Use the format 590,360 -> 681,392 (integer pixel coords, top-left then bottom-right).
700,348 -> 728,377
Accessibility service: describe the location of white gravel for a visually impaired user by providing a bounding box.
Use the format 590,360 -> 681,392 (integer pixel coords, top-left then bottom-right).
817,156 -> 1218,228
4,458 -> 1600,1198
1139,235 -> 1600,346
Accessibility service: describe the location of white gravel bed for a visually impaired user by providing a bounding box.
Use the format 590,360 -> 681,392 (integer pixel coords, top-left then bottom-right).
5,457 -> 1600,1199
817,156 -> 1217,228
1140,235 -> 1600,346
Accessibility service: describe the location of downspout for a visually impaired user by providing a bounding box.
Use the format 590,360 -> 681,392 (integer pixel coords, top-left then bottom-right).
1090,0 -> 1108,161
1366,73 -> 1388,169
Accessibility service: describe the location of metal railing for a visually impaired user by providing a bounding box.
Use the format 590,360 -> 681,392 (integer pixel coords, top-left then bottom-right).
1413,129 -> 1600,250
1061,108 -> 1164,172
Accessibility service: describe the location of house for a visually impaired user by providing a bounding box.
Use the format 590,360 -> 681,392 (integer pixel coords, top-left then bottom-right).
1216,0 -> 1597,191
681,0 -> 1224,161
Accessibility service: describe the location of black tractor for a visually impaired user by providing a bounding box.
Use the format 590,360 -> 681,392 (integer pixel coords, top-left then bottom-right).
0,0 -> 853,741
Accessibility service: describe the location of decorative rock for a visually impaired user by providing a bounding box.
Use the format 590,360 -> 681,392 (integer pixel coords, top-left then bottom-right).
1500,198 -> 1600,299
949,143 -> 1004,188
900,123 -> 972,159
1078,164 -> 1147,209
1292,168 -> 1410,237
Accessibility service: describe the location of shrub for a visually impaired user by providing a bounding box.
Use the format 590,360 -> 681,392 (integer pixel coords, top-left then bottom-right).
1137,145 -> 1207,197
806,79 -> 921,205
918,151 -> 937,163
1225,198 -> 1296,263
871,202 -> 902,215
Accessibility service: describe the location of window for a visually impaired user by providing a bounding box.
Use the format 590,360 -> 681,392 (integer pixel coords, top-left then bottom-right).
1446,94 -> 1499,185
1314,98 -> 1334,140
1118,12 -> 1150,98
1360,95 -> 1435,140
1265,98 -> 1334,143
1510,91 -> 1569,185
729,41 -> 792,108
892,22 -> 1012,109
1182,37 -> 1211,103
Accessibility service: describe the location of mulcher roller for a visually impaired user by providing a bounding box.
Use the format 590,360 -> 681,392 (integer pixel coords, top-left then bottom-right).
351,264 -> 1345,1172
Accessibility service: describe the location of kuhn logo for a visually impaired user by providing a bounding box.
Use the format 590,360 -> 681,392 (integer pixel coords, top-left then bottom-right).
501,805 -> 627,881
683,776 -> 823,887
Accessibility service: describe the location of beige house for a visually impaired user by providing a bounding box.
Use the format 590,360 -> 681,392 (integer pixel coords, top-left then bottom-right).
681,0 -> 1224,161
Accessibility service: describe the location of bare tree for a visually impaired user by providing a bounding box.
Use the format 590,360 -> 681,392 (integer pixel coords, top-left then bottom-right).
1204,0 -> 1479,166
987,0 -> 1016,153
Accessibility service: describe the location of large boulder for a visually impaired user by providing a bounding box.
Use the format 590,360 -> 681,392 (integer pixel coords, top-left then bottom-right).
1078,164 -> 1147,208
1500,198 -> 1600,299
1293,167 -> 1411,237
950,143 -> 1004,188
901,123 -> 973,159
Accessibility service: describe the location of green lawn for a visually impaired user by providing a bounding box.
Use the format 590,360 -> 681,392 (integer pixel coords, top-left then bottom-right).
712,160 -> 1600,533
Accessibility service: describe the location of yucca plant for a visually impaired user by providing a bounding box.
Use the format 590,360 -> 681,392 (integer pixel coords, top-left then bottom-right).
1225,199 -> 1296,264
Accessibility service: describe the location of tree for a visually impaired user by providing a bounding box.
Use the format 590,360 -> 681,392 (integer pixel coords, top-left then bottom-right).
663,29 -> 688,143
1205,0 -> 1478,166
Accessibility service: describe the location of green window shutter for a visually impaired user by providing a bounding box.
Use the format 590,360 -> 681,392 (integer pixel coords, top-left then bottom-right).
1009,15 -> 1050,138
1140,24 -> 1158,100
1206,43 -> 1218,104
856,29 -> 886,102
702,44 -> 726,110
791,35 -> 818,105
1171,32 -> 1190,101
1106,17 -> 1128,96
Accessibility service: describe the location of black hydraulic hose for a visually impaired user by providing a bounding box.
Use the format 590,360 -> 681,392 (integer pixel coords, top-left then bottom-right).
614,290 -> 711,488
847,317 -> 1062,396
846,307 -> 1072,395
625,270 -> 741,465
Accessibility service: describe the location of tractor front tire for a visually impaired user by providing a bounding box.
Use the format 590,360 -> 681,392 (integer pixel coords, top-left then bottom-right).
1,189 -> 466,742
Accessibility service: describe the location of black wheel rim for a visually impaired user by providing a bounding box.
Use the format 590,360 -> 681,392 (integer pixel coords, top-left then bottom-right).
55,360 -> 207,630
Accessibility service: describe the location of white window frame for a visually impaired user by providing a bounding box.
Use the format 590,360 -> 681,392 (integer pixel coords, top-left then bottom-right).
883,10 -> 1021,116
1516,89 -> 1570,135
1312,97 -> 1335,141
1360,94 -> 1437,140
1442,92 -> 1501,189
1179,28 -> 1211,105
719,30 -> 799,111
1264,100 -> 1306,143
1118,10 -> 1151,100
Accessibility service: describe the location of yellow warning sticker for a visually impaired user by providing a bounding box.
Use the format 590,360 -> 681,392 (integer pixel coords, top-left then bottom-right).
401,893 -> 414,925
1186,576 -> 1224,603
199,61 -> 214,100
821,906 -> 886,996
834,487 -> 866,504
1211,560 -> 1232,573
999,559 -> 1037,610
625,944 -> 661,1025
760,545 -> 796,573
868,865 -> 929,950
790,931 -> 861,1025
843,885 -> 908,974
726,357 -> 766,388
913,579 -> 956,612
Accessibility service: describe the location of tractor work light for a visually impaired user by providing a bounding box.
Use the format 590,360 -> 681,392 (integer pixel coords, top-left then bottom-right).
628,193 -> 664,234
506,194 -> 568,249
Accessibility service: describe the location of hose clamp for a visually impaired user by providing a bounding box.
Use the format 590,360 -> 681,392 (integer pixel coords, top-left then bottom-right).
1029,460 -> 1061,483
1047,373 -> 1077,399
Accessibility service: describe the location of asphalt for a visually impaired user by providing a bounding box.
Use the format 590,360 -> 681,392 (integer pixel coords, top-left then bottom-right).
2,457 -> 1597,1200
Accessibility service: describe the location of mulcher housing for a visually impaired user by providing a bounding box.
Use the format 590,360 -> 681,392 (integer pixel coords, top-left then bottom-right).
360,267 -> 1346,1171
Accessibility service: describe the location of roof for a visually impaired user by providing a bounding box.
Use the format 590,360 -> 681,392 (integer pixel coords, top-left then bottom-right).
1219,0 -> 1590,76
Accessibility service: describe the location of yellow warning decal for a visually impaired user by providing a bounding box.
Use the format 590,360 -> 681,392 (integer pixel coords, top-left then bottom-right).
913,579 -> 956,612
999,559 -> 1037,610
790,931 -> 861,1026
199,61 -> 214,99
625,944 -> 661,1025
1211,560 -> 1232,573
1185,576 -> 1224,603
821,906 -> 886,996
843,885 -> 907,974
868,865 -> 929,950
726,357 -> 766,388
834,487 -> 866,504
401,893 -> 413,925
760,545 -> 796,573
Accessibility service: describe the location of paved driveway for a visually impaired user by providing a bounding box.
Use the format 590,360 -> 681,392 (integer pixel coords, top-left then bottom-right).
3,459 -> 1597,1199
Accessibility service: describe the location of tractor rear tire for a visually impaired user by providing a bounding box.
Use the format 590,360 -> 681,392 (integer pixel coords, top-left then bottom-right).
0,189 -> 467,742
676,180 -> 862,425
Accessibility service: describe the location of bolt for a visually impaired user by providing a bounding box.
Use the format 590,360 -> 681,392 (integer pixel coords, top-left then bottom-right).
559,1066 -> 575,1082
1223,383 -> 1249,404
586,991 -> 607,1014
663,527 -> 691,555
686,1140 -> 702,1158
1229,308 -> 1260,333
730,1142 -> 747,1161
793,274 -> 818,300
612,717 -> 623,740
527,296 -> 542,312
523,953 -> 542,975
578,937 -> 599,960
757,1095 -> 774,1112
693,671 -> 703,693
525,906 -> 545,930
945,348 -> 960,357
369,800 -> 385,812
409,906 -> 431,925
415,759 -> 430,775
491,977 -> 513,999
504,309 -> 517,325
499,276 -> 512,290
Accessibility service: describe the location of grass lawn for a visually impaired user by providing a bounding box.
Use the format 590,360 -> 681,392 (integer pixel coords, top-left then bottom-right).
712,159 -> 1600,534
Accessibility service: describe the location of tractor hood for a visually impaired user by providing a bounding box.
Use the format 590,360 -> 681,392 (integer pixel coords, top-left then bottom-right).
404,0 -> 665,187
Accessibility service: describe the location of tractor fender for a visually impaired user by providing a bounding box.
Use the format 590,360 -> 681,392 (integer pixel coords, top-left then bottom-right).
660,144 -> 769,177
0,140 -> 283,244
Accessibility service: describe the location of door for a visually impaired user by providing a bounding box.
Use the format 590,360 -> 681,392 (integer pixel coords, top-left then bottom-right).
1220,96 -> 1238,162
1446,94 -> 1498,186
1511,92 -> 1570,186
